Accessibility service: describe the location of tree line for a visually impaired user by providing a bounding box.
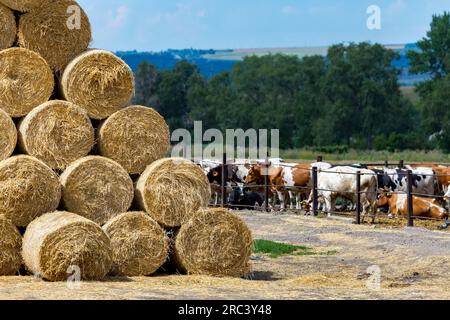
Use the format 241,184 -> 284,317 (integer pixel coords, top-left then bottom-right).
133,12 -> 450,152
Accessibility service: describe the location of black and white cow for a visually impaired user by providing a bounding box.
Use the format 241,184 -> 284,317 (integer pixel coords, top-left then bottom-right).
372,167 -> 435,196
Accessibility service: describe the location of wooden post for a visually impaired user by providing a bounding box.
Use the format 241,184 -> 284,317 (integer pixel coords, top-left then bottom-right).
312,167 -> 319,216
384,160 -> 389,168
264,156 -> 270,213
221,153 -> 227,208
317,156 -> 323,163
399,160 -> 404,169
355,171 -> 361,225
407,170 -> 414,227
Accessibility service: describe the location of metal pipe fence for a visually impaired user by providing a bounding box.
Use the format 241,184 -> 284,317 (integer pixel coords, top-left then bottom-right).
206,154 -> 450,228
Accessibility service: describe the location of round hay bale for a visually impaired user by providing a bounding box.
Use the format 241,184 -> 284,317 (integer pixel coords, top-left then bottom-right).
0,48 -> 54,117
0,155 -> 61,227
18,100 -> 95,170
98,106 -> 170,174
22,211 -> 113,281
0,108 -> 17,161
135,158 -> 211,228
0,0 -> 45,12
18,0 -> 91,71
0,215 -> 22,276
174,208 -> 253,277
0,4 -> 15,50
60,156 -> 134,225
103,212 -> 169,276
61,50 -> 135,120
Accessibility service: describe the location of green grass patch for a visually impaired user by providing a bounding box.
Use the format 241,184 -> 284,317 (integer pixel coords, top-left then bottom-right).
253,240 -> 336,258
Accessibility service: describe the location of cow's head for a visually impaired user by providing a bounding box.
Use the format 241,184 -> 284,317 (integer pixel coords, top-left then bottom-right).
377,192 -> 393,208
245,165 -> 263,185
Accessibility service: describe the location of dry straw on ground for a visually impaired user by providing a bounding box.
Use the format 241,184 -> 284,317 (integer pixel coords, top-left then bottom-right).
61,50 -> 135,120
0,108 -> 16,161
174,208 -> 253,277
60,156 -> 134,225
136,158 -> 211,228
0,4 -> 15,50
0,155 -> 61,227
0,0 -> 45,12
18,100 -> 95,170
103,212 -> 170,277
18,0 -> 91,72
0,48 -> 54,117
98,106 -> 170,174
22,211 -> 113,282
0,215 -> 22,276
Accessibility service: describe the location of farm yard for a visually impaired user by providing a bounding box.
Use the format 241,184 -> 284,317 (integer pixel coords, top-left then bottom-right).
2,211 -> 450,300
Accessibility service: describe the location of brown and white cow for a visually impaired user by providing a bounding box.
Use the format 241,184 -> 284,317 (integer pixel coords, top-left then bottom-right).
432,166 -> 450,195
377,193 -> 448,220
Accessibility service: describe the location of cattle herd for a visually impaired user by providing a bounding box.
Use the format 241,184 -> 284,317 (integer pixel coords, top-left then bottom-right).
196,158 -> 450,224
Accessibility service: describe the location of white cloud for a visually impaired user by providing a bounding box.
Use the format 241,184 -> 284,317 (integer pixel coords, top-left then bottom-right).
107,5 -> 129,28
281,5 -> 297,15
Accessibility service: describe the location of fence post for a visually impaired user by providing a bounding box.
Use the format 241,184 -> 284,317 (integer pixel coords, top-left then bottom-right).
221,153 -> 227,208
312,167 -> 319,216
264,156 -> 270,213
355,171 -> 361,225
407,170 -> 414,227
384,160 -> 389,168
317,156 -> 323,163
399,160 -> 404,169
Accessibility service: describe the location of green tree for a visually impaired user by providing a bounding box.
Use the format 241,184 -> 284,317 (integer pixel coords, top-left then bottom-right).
133,61 -> 160,107
408,12 -> 450,151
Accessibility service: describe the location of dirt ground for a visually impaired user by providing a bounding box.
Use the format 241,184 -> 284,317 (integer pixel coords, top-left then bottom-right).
2,211 -> 450,300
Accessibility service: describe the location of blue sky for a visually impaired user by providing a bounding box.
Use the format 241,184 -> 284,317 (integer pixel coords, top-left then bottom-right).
77,0 -> 450,51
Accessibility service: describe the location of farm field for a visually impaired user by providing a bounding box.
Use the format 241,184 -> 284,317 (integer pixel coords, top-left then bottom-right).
2,212 -> 450,300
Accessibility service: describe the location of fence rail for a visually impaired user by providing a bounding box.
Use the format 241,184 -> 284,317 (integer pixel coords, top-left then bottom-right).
206,154 -> 450,228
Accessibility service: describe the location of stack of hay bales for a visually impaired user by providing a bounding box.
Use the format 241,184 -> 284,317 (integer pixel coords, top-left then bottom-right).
0,0 -> 253,282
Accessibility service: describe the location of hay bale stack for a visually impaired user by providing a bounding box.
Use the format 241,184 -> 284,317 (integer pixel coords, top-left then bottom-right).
22,211 -> 112,281
103,212 -> 169,276
98,106 -> 170,174
0,215 -> 22,276
0,155 -> 61,227
136,158 -> 211,228
0,108 -> 16,161
18,0 -> 91,72
18,100 -> 95,170
0,48 -> 54,117
0,0 -> 45,12
174,208 -> 253,277
60,156 -> 134,225
61,50 -> 135,120
0,4 -> 15,50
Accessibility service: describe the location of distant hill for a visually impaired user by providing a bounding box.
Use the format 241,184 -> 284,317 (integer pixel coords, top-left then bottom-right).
116,44 -> 431,85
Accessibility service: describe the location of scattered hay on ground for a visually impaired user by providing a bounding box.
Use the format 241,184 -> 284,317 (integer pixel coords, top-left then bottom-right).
61,49 -> 135,120
0,155 -> 61,227
0,48 -> 54,117
135,158 -> 211,227
18,0 -> 91,71
103,212 -> 170,276
22,211 -> 112,282
60,156 -> 134,225
98,106 -> 170,174
18,100 -> 95,170
174,208 -> 253,277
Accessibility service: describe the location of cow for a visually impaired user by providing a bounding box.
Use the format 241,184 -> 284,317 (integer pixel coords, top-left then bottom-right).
377,193 -> 448,220
311,166 -> 378,222
228,187 -> 264,210
245,162 -> 332,210
372,167 -> 435,196
432,166 -> 450,195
